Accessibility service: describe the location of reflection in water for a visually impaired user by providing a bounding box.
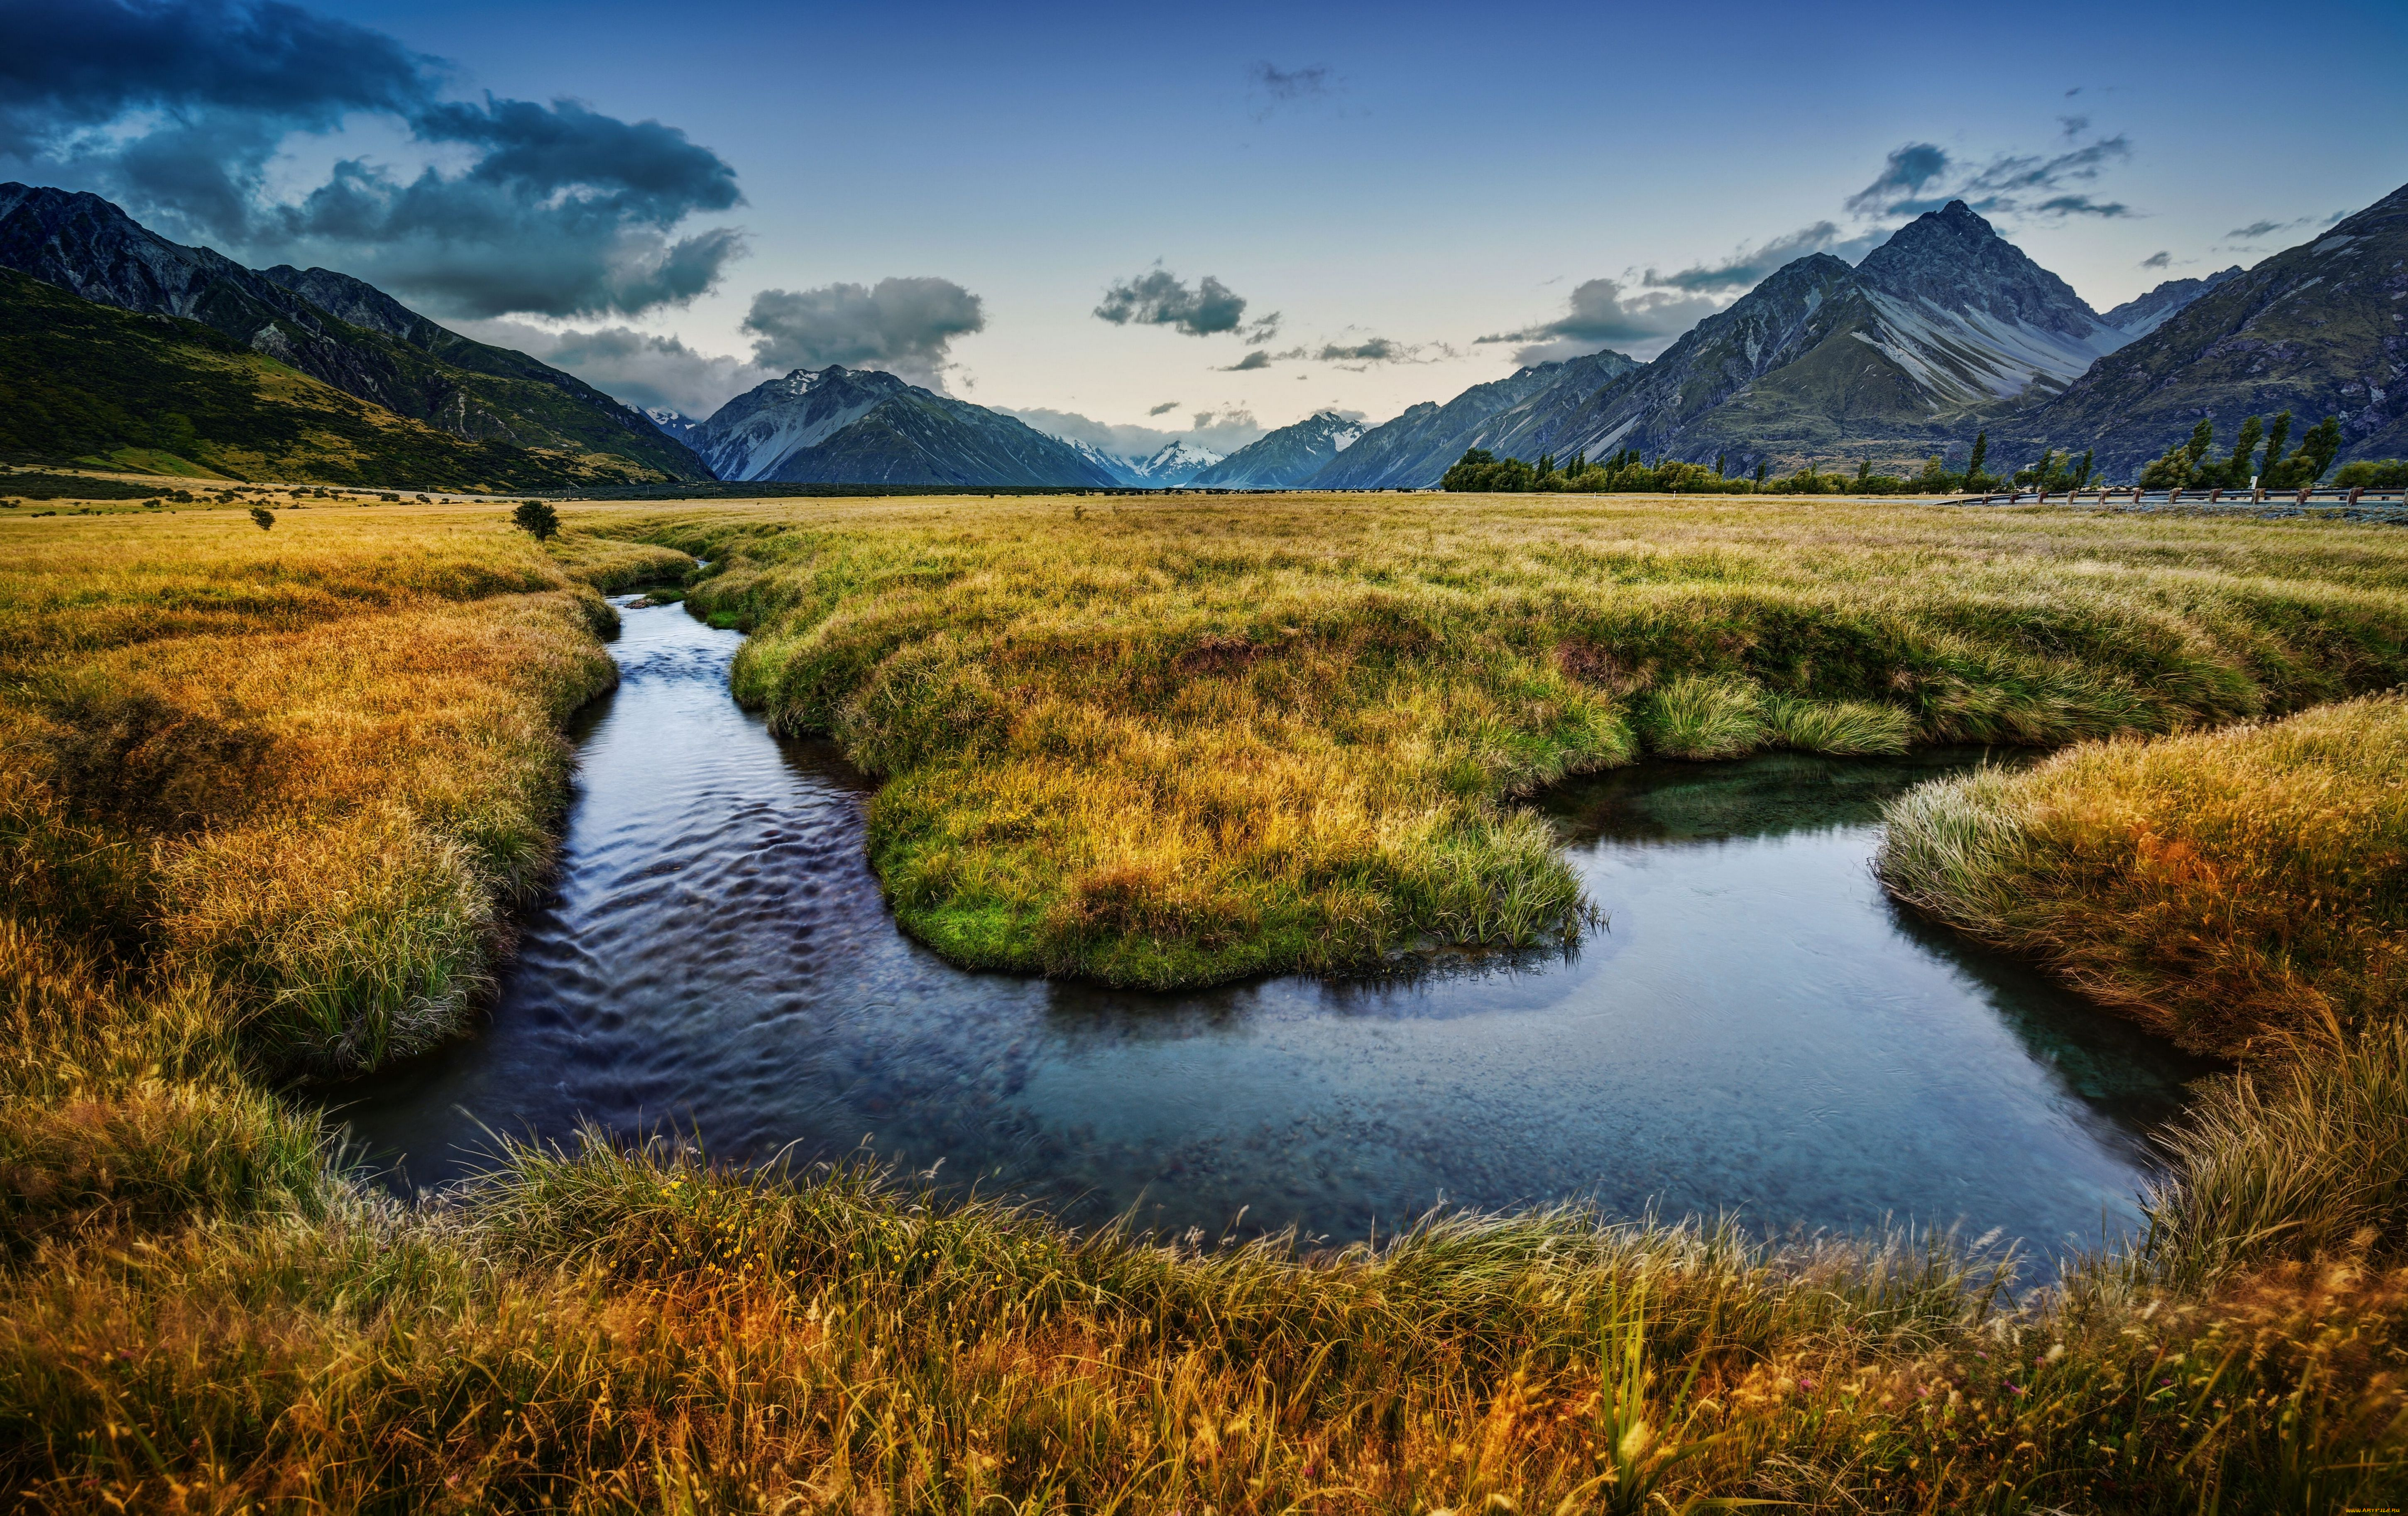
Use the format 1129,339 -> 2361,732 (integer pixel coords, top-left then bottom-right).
330,603 -> 2219,1258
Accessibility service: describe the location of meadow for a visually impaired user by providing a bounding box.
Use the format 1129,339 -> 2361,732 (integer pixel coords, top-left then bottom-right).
628,491 -> 2408,987
2,494 -> 2406,1511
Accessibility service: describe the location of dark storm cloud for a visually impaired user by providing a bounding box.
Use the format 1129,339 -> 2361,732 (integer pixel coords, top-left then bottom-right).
742,277 -> 986,390
0,0 -> 423,149
2140,250 -> 2172,269
1221,349 -> 1274,371
0,0 -> 746,318
455,318 -> 775,416
1094,266 -> 1275,338
1147,400 -> 1181,416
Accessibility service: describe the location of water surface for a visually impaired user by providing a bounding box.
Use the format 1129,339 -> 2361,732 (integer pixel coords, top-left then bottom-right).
333,602 -> 2217,1255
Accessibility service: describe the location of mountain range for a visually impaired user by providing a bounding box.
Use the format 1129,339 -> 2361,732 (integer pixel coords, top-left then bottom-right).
2003,183 -> 2408,476
686,367 -> 1119,487
1190,411 -> 1366,487
0,183 -> 706,484
5,178 -> 2403,492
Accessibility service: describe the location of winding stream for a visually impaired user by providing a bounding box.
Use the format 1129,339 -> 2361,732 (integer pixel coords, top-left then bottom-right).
333,599 -> 2217,1255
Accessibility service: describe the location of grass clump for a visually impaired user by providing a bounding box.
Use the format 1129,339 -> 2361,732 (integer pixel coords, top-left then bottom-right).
614,492 -> 2408,989
0,502 -> 693,1071
1877,692 -> 2408,1057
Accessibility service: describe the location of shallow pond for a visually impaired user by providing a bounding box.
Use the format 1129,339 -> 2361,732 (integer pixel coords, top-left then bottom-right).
332,600 -> 2218,1256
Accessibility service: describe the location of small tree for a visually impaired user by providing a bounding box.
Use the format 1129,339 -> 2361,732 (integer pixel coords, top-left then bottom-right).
1965,431 -> 1989,486
249,506 -> 274,531
2221,415 -> 2264,489
514,500 -> 560,541
2259,411 -> 2293,485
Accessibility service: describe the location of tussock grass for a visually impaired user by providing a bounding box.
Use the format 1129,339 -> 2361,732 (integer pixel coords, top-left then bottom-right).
5,498 -> 2408,1509
1877,693 -> 2408,1056
614,492 -> 2408,988
0,505 -> 691,1072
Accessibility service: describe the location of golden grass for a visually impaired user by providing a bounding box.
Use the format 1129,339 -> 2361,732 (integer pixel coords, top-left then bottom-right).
5,497 -> 2408,1510
608,491 -> 2408,988
1877,693 -> 2408,1057
0,504 -> 692,1069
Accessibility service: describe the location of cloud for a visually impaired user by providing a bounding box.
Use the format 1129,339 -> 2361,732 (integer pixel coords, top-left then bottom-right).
1222,349 -> 1274,371
1094,265 -> 1275,338
1848,134 -> 2135,222
1248,61 -> 1336,119
1147,400 -> 1181,416
1845,143 -> 1951,217
741,277 -> 985,390
0,0 -> 744,318
1477,277 -> 1719,364
2228,219 -> 2287,240
1316,338 -> 1397,362
451,318 -> 773,416
1644,221 -> 1887,291
1000,405 -> 1267,461
2139,250 -> 2172,270
2058,114 -> 2090,139
2027,193 -> 2129,218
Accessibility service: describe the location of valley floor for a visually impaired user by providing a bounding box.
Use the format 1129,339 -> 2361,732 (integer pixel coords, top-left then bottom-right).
2,495 -> 2404,1511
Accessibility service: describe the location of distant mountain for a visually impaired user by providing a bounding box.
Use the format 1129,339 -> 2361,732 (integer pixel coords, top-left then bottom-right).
0,267 -> 619,488
0,183 -> 706,483
1122,438 -> 1224,486
2010,181 -> 2408,476
1321,202 -> 2154,482
2100,267 -> 2244,340
1306,352 -> 1637,489
642,407 -> 706,445
1189,411 -> 1367,488
688,367 -> 1121,486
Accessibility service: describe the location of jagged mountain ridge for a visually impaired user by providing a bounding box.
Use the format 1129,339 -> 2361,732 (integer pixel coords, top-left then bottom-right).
2100,267 -> 2244,339
689,367 -> 1121,487
2007,183 -> 2408,476
1189,410 -> 1366,488
0,183 -> 707,482
1305,351 -> 1638,489
1326,202 -> 2261,485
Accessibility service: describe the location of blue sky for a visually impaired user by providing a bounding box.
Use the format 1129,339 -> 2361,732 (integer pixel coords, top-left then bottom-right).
7,0 -> 2406,452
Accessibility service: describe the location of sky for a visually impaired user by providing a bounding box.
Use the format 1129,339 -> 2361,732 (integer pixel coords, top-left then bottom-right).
6,0 -> 2406,458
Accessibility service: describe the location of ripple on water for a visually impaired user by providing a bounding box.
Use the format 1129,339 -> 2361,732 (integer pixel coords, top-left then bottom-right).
330,603 -> 2219,1258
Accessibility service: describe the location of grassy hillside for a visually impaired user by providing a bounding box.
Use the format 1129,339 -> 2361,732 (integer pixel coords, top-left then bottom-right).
0,269 -> 673,490
2,499 -> 2404,1510
622,492 -> 2408,989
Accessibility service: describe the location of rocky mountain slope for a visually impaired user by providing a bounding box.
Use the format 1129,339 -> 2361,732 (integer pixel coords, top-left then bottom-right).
1329,202 -> 2261,484
0,267 -> 618,487
1189,411 -> 1367,487
1119,438 -> 1224,486
2009,183 -> 2408,475
688,367 -> 1121,487
2100,267 -> 2244,339
0,183 -> 706,483
1304,352 -> 1637,489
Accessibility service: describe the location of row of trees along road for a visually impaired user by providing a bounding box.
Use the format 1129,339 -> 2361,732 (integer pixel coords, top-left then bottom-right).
2137,411 -> 2342,491
1438,413 -> 2366,497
